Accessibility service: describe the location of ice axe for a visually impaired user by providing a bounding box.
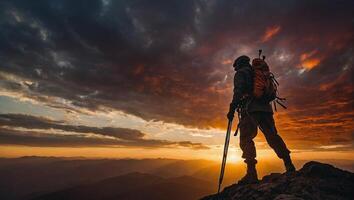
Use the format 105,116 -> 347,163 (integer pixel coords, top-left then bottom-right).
217,119 -> 233,195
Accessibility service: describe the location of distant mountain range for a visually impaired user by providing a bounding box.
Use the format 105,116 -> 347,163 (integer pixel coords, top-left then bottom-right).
33,172 -> 213,200
0,157 -> 218,200
0,156 -> 352,200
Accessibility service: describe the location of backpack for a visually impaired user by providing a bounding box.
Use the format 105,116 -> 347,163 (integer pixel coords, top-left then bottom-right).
251,50 -> 286,110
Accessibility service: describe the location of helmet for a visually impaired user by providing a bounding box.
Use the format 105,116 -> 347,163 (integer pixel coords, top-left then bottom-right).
233,55 -> 250,70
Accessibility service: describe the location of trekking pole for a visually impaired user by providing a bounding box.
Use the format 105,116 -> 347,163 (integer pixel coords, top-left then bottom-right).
217,119 -> 233,195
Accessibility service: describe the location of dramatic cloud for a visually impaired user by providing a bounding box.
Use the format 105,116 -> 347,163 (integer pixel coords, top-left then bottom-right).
261,25 -> 281,43
0,114 -> 208,149
0,0 -> 353,151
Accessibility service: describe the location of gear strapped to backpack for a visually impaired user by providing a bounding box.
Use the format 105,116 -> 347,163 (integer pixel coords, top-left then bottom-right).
251,50 -> 287,111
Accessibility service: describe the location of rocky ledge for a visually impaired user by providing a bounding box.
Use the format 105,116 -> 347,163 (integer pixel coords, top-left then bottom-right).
202,161 -> 354,200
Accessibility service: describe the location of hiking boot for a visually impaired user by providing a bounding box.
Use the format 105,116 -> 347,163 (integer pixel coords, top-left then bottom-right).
283,156 -> 296,172
238,164 -> 258,184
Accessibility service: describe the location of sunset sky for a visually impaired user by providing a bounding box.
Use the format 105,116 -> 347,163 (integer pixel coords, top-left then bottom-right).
0,0 -> 353,162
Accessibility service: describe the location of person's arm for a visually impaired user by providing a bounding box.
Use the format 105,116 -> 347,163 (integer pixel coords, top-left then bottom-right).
227,71 -> 246,120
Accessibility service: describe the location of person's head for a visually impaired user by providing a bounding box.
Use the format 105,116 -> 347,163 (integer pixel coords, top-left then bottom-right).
233,55 -> 250,71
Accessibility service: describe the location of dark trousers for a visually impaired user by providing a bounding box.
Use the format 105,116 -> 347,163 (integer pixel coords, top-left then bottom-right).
239,111 -> 290,165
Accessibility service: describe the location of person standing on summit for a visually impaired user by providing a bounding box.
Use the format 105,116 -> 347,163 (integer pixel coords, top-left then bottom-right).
227,55 -> 295,184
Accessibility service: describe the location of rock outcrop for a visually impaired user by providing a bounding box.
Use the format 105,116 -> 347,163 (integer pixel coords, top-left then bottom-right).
202,161 -> 354,200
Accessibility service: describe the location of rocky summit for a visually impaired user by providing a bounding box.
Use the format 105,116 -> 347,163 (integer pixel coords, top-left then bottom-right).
202,161 -> 354,200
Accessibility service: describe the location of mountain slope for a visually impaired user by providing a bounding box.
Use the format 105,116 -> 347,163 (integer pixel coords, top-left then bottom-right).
202,161 -> 354,200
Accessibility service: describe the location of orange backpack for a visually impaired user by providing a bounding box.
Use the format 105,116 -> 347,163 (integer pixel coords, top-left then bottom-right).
251,50 -> 286,110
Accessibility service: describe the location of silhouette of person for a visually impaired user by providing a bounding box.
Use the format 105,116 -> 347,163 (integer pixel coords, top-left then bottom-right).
227,55 -> 295,184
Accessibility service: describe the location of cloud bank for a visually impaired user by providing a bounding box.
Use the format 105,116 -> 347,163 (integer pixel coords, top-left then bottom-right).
0,0 -> 352,151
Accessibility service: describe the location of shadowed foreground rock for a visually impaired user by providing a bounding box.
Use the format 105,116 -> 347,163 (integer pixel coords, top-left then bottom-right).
201,161 -> 354,200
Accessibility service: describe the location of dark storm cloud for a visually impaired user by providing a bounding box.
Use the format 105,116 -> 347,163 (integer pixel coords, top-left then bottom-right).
0,0 -> 353,149
0,114 -> 208,149
0,113 -> 144,140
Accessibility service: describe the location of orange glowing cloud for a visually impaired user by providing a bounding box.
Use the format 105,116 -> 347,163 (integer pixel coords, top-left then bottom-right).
300,50 -> 321,70
302,58 -> 321,70
261,25 -> 281,42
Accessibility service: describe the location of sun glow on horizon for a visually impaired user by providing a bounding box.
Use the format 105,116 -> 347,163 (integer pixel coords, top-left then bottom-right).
1,144 -> 353,164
